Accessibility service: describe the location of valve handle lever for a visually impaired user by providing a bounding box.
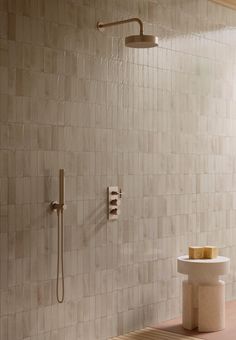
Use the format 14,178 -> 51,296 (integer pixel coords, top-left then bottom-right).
110,199 -> 118,205
110,208 -> 118,215
111,190 -> 122,198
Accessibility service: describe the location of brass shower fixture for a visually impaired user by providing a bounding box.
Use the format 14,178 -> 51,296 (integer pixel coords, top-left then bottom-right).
97,17 -> 158,48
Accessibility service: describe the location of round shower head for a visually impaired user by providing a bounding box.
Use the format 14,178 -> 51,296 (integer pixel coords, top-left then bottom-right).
125,34 -> 158,48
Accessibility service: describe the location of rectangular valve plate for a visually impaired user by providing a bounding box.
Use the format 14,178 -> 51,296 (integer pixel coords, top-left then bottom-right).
107,186 -> 121,220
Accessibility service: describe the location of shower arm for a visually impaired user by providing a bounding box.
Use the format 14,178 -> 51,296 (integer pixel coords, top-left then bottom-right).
97,18 -> 144,35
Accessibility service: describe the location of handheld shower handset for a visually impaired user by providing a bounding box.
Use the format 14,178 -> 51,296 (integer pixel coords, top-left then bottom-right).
59,169 -> 64,207
51,169 -> 66,211
50,169 -> 65,303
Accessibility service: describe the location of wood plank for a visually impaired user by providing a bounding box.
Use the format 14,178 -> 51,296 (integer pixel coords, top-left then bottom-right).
211,0 -> 236,10
111,327 -> 200,340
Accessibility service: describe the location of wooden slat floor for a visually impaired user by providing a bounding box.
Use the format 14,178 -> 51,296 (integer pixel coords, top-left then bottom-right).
211,0 -> 236,10
111,327 -> 200,340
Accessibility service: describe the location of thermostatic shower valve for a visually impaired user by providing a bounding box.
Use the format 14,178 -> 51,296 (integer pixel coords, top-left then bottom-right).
107,186 -> 122,220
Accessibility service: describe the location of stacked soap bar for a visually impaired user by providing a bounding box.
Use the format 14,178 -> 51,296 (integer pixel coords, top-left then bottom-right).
189,246 -> 204,259
189,246 -> 218,259
204,246 -> 218,259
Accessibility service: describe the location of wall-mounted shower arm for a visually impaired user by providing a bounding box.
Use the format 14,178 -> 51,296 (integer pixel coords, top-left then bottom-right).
97,17 -> 144,35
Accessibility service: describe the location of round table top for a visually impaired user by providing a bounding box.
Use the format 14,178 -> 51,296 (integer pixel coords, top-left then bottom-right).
178,255 -> 230,264
177,255 -> 230,276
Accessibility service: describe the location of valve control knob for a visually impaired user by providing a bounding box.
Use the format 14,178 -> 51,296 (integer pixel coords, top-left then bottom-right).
110,208 -> 118,215
110,199 -> 118,205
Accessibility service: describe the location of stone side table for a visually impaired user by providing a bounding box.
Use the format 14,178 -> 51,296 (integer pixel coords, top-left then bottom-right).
177,255 -> 230,332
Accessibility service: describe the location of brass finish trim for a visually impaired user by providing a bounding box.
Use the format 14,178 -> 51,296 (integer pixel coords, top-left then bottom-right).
50,169 -> 65,303
97,17 -> 144,35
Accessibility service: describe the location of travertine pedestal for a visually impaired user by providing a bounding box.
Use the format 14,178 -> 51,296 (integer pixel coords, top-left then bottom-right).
177,256 -> 230,332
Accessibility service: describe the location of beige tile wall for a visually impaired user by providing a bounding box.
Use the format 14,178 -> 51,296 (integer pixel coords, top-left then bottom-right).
1,0 -> 236,339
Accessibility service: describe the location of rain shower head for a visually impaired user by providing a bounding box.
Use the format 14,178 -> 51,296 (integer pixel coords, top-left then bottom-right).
125,34 -> 158,48
97,18 -> 158,49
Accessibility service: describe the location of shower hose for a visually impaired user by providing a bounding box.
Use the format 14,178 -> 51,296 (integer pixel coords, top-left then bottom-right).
56,208 -> 64,303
